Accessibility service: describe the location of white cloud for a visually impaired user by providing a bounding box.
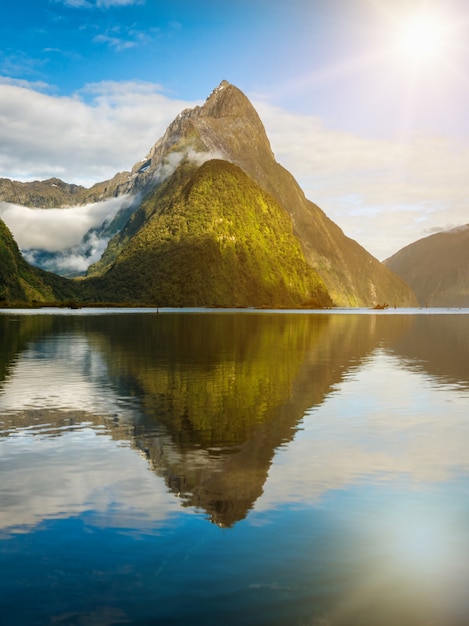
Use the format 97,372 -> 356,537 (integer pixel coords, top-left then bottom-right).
92,24 -> 155,50
93,33 -> 137,50
0,195 -> 130,250
0,76 -> 51,91
0,80 -> 196,186
24,231 -> 111,275
96,0 -> 143,5
58,0 -> 142,7
60,0 -> 93,6
0,426 -> 179,536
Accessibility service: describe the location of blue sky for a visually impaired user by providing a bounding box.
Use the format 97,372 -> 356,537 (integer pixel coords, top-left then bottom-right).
1,0 -> 469,259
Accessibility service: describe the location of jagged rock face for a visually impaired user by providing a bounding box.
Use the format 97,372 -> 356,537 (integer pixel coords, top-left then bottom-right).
112,81 -> 271,198
385,225 -> 469,307
127,81 -> 276,195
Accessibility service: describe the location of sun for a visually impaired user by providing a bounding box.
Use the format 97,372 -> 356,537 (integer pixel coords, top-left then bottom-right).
396,11 -> 450,63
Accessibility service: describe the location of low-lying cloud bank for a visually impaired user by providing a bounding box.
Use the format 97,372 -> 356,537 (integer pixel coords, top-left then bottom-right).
0,195 -> 130,250
0,194 -> 135,275
0,144 -> 227,275
24,232 -> 111,276
1,78 -> 468,260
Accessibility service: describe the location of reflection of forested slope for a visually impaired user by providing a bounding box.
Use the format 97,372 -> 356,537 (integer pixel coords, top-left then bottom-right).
0,314 -> 57,383
388,314 -> 469,388
103,313 -> 331,446
90,312 -> 413,525
98,313 -> 337,525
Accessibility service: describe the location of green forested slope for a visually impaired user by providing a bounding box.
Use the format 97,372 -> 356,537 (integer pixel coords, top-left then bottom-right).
86,160 -> 333,308
0,218 -> 80,304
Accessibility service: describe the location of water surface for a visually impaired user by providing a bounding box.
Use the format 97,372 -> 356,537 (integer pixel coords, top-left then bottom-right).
1,309 -> 469,625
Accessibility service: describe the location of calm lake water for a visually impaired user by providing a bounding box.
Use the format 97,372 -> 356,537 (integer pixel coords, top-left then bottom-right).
1,308 -> 469,626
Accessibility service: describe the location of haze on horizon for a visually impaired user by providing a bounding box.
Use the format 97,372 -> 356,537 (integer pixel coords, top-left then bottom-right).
1,0 -> 468,261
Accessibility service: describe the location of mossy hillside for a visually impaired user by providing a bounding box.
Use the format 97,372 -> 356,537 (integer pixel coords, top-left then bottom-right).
0,218 -> 81,304
0,219 -> 27,301
0,219 -> 56,302
88,160 -> 333,307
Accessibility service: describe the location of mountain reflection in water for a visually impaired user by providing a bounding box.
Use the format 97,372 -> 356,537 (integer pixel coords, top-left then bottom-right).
1,309 -> 469,626
0,311 -> 412,528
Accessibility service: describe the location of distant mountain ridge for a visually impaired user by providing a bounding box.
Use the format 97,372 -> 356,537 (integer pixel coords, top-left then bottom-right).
0,177 -> 87,208
385,224 -> 469,307
0,81 -> 417,308
0,172 -> 136,208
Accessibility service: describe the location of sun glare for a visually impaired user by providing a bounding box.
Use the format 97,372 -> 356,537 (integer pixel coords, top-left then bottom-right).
383,505 -> 461,585
396,11 -> 450,63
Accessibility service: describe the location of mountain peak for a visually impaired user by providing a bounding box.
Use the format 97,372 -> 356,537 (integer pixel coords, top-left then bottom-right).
200,80 -> 256,119
126,81 -> 274,193
171,81 -> 264,130
168,81 -> 263,128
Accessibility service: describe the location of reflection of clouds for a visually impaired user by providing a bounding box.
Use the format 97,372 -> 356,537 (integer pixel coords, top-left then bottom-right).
257,350 -> 469,512
0,332 -> 184,536
0,425 -> 180,536
0,335 -> 124,415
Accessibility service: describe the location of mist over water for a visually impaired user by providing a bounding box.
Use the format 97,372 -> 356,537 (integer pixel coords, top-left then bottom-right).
1,309 -> 469,625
